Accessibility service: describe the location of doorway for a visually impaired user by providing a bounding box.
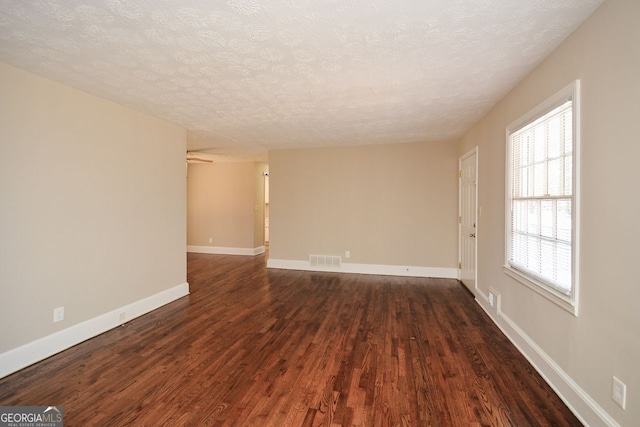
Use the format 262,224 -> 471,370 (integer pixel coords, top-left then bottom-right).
264,173 -> 269,245
459,147 -> 477,293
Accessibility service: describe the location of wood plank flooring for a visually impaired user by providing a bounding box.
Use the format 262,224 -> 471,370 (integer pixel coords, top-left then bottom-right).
0,253 -> 582,426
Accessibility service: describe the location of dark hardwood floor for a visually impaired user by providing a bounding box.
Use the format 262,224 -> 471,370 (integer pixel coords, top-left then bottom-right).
0,253 -> 582,426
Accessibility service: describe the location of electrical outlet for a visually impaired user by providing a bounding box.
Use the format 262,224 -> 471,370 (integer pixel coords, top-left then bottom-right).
53,307 -> 64,323
612,376 -> 627,409
208,237 -> 213,244
345,250 -> 350,259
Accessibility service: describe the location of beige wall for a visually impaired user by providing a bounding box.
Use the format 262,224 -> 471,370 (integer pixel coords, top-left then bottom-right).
458,0 -> 639,424
0,62 -> 187,353
187,161 -> 267,250
269,141 -> 458,268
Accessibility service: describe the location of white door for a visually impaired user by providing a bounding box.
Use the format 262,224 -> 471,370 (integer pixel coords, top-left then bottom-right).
264,174 -> 269,243
459,148 -> 477,292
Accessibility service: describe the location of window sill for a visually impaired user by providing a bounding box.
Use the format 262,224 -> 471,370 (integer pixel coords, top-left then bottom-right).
503,266 -> 578,316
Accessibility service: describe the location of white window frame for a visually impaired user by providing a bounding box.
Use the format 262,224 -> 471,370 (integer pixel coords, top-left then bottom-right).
504,80 -> 580,316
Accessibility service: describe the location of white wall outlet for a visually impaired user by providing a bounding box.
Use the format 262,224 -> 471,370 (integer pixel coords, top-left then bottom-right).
53,307 -> 64,323
208,237 -> 213,244
612,376 -> 627,409
345,250 -> 350,259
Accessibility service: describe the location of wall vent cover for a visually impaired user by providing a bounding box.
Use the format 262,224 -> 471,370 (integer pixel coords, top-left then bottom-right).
309,255 -> 341,268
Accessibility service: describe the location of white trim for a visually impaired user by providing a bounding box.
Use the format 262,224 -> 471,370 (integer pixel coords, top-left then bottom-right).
475,286 -> 489,302
476,296 -> 619,427
187,245 -> 265,256
503,266 -> 577,315
267,259 -> 457,279
0,282 -> 189,380
507,80 -> 579,131
504,80 -> 580,316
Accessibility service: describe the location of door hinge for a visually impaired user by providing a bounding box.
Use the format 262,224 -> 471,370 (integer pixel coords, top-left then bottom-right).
458,262 -> 462,269
458,216 -> 462,224
459,170 -> 462,178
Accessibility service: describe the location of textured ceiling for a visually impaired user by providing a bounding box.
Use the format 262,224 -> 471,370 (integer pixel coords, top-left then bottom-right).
0,0 -> 603,161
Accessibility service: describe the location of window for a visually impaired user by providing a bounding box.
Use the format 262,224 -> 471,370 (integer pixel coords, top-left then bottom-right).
505,81 -> 580,315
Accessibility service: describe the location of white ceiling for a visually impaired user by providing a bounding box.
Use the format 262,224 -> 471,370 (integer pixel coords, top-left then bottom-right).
0,0 -> 603,161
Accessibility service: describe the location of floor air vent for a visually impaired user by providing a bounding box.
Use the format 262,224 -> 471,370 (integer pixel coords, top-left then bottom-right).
309,255 -> 341,268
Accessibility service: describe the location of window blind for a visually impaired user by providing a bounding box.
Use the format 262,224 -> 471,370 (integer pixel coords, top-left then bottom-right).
508,100 -> 573,293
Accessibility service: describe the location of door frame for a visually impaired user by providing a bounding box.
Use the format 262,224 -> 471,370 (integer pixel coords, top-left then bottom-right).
264,172 -> 269,245
458,147 -> 478,294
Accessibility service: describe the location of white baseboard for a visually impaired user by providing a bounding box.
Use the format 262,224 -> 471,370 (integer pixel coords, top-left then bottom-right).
266,259 -> 457,279
475,295 -> 619,427
0,282 -> 190,380
187,245 -> 265,256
